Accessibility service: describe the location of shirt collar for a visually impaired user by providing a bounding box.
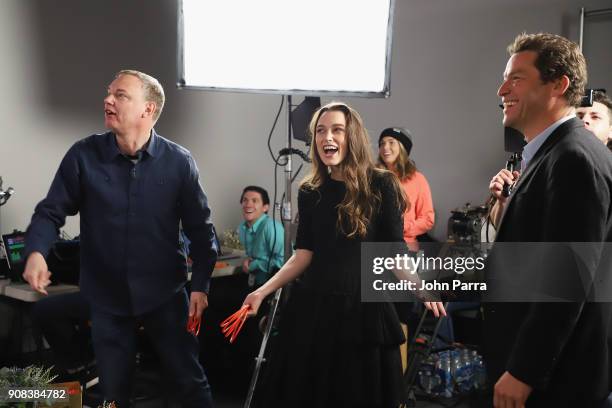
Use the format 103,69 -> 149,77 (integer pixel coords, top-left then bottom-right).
101,129 -> 159,162
145,129 -> 159,157
521,114 -> 575,170
242,213 -> 269,233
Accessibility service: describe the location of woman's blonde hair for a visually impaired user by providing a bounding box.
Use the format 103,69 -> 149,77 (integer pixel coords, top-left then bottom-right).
301,102 -> 405,238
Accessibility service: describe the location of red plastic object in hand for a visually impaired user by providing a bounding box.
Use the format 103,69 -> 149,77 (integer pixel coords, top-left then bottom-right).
187,315 -> 201,336
221,305 -> 250,343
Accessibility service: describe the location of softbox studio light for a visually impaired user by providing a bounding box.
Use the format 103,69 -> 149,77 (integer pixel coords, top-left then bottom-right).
178,0 -> 395,97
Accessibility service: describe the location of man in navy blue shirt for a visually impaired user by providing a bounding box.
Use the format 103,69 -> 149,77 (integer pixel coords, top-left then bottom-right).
23,70 -> 217,407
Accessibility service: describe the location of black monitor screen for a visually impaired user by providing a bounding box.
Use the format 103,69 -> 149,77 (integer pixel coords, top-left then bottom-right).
2,233 -> 26,281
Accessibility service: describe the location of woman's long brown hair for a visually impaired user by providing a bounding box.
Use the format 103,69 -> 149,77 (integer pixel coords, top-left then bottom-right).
301,102 -> 406,238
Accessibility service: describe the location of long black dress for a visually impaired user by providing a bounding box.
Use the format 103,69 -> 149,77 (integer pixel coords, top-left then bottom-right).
261,171 -> 407,408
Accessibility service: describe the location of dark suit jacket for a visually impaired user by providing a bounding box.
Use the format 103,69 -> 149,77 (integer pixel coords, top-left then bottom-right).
483,118 -> 612,407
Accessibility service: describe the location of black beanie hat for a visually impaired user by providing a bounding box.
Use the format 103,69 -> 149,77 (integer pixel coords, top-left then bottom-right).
379,127 -> 413,156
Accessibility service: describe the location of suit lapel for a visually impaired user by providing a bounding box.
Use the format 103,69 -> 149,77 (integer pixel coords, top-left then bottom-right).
497,118 -> 582,234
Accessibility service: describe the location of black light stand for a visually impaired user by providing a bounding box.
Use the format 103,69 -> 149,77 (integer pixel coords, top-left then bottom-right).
0,177 -> 14,208
0,177 -> 15,275
243,95 -> 295,408
0,177 -> 15,233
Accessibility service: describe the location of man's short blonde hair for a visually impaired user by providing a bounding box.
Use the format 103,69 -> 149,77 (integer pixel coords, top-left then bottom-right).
116,70 -> 165,122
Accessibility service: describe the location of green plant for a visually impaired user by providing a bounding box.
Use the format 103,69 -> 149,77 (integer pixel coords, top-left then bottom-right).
0,365 -> 58,407
0,366 -> 57,390
221,229 -> 243,250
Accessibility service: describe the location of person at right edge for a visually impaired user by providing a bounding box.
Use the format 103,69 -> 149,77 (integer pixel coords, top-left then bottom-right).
576,90 -> 612,150
487,33 -> 612,407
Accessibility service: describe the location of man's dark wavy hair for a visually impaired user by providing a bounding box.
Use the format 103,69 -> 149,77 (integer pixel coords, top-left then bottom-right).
240,185 -> 270,207
508,33 -> 587,108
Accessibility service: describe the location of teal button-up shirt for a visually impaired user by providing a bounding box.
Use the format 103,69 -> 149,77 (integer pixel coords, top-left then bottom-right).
238,214 -> 284,286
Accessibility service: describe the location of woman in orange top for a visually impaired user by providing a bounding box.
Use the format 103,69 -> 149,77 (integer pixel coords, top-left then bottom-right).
378,127 -> 435,250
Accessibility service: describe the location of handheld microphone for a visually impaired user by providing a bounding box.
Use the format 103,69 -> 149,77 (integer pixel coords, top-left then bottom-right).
501,153 -> 521,197
501,126 -> 525,198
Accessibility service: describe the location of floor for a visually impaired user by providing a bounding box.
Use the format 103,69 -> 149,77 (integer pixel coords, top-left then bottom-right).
81,376 -> 478,408
83,394 -> 473,408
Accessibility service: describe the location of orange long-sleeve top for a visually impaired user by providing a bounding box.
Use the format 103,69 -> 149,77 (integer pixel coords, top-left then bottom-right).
400,171 -> 434,249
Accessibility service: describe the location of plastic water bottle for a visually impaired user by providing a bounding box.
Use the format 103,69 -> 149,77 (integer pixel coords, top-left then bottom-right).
431,353 -> 444,396
419,369 -> 437,395
455,348 -> 474,393
472,351 -> 487,390
453,351 -> 465,393
436,352 -> 454,398
419,354 -> 440,395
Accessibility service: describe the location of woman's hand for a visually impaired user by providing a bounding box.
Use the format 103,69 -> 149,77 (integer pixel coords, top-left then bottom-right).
424,302 -> 447,318
243,290 -> 267,316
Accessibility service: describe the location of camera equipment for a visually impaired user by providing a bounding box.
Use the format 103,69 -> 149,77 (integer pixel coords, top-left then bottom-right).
447,203 -> 488,245
581,89 -> 594,108
580,88 -> 607,108
0,177 -> 15,207
0,177 -> 15,278
291,97 -> 320,145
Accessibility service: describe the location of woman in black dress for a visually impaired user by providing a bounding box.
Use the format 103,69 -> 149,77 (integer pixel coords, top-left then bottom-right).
243,102 -> 444,407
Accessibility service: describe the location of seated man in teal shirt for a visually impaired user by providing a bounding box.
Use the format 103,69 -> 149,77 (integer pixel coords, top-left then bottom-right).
238,186 -> 284,287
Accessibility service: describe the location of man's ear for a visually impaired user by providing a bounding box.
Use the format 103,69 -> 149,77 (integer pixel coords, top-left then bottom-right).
263,204 -> 270,213
144,101 -> 157,119
552,75 -> 570,97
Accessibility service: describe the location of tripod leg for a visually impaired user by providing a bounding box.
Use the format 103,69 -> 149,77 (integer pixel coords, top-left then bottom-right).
243,287 -> 283,408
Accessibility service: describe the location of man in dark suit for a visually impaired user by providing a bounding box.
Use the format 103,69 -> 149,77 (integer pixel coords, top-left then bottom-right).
486,33 -> 612,407
23,70 -> 217,407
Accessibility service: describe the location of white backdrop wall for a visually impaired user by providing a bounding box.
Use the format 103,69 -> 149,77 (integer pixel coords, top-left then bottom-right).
0,0 -> 610,241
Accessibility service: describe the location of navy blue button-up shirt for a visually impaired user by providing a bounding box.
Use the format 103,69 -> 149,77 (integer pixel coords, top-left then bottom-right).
25,130 -> 218,315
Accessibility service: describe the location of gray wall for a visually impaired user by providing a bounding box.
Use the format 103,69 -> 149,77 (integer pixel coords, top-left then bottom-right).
0,0 -> 610,241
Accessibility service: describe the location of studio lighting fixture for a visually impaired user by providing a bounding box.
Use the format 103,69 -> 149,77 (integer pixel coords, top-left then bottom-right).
178,0 -> 395,97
